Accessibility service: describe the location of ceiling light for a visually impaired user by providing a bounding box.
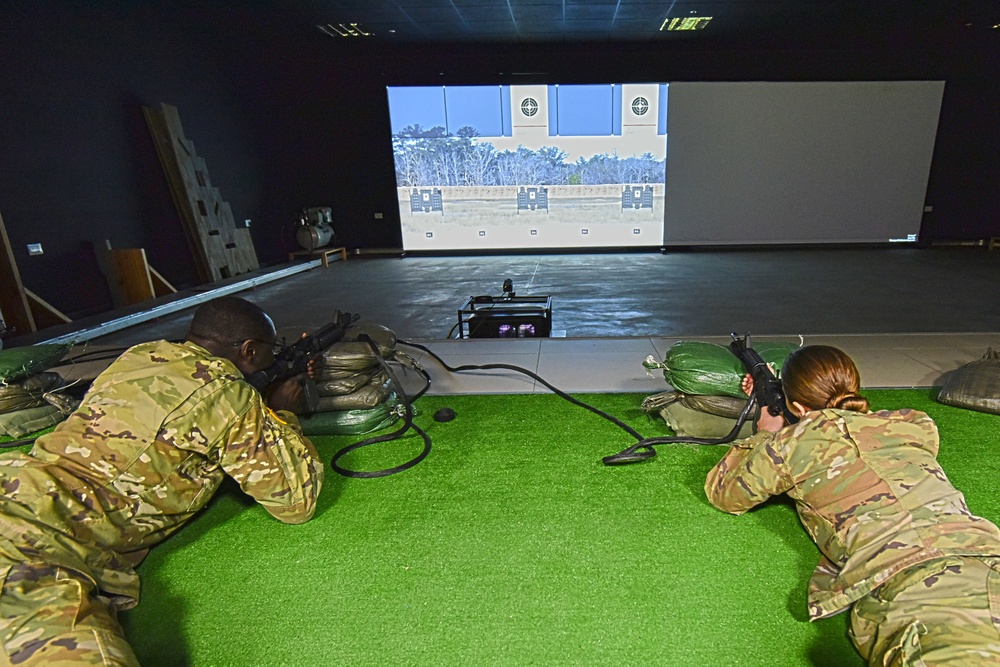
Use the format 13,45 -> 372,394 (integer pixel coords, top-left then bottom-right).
661,16 -> 712,31
317,23 -> 372,38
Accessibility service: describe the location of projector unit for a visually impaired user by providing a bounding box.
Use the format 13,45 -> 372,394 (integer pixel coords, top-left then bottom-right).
457,295 -> 553,339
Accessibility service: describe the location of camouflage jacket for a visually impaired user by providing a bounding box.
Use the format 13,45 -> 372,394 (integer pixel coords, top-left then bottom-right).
0,340 -> 324,609
704,408 -> 1000,619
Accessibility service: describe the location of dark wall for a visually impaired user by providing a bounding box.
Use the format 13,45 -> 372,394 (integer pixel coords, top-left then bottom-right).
0,7 -> 271,318
1,6 -> 997,323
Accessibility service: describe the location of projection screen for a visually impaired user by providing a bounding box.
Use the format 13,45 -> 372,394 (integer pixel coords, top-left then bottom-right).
662,81 -> 944,245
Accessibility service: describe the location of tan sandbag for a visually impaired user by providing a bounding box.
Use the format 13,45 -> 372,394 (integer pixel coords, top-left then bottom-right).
937,348 -> 1000,416
0,372 -> 65,413
314,373 -> 393,412
43,391 -> 80,415
681,393 -> 748,419
344,323 -> 397,355
0,404 -> 65,438
316,369 -> 384,397
320,323 -> 398,373
642,390 -> 753,439
314,365 -> 376,382
658,400 -> 754,440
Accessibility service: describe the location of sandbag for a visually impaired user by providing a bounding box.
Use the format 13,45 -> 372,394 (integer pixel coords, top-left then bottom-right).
641,390 -> 749,418
298,394 -> 403,436
0,344 -> 70,384
643,340 -> 799,398
314,374 -> 393,412
0,404 -> 65,438
642,390 -> 753,439
314,365 -> 378,382
937,348 -> 1000,415
660,400 -> 754,440
315,368 -> 380,396
0,372 -> 65,413
320,323 -> 398,373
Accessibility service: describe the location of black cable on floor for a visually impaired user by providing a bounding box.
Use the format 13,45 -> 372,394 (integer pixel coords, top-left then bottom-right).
399,340 -> 755,466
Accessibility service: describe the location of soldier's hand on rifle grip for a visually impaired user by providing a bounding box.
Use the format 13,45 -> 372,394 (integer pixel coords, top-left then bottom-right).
741,373 -> 786,433
265,376 -> 309,414
756,407 -> 787,433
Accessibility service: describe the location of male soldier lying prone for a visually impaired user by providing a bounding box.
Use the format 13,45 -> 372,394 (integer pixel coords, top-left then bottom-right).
0,296 -> 323,666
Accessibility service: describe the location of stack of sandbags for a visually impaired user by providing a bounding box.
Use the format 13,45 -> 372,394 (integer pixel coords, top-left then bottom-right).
299,323 -> 417,436
0,343 -> 78,439
641,340 -> 798,439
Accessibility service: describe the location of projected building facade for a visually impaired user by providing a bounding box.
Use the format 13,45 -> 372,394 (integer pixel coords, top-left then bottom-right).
389,83 -> 668,251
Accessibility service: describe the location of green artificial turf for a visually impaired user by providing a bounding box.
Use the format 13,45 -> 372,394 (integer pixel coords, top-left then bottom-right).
6,390 -> 1000,666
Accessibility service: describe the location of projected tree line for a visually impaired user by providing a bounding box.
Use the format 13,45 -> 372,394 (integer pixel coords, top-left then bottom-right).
393,125 -> 665,188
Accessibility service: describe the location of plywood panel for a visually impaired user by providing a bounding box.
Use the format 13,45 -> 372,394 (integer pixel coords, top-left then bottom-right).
143,103 -> 259,282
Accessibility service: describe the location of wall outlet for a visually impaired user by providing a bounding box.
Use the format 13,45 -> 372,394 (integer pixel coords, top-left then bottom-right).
27,243 -> 43,256
374,212 -> 383,219
923,205 -> 933,212
243,219 -> 252,227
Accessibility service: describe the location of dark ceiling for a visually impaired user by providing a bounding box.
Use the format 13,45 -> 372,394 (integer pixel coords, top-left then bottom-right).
284,0 -> 1000,45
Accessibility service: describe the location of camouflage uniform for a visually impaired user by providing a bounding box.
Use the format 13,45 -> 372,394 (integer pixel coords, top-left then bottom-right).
705,408 -> 1000,666
0,340 -> 324,666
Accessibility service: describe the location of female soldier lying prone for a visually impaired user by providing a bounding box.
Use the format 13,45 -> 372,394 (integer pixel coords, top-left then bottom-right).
705,344 -> 1000,666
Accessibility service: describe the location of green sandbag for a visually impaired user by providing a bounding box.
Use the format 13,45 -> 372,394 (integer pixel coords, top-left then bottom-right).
937,348 -> 1000,416
0,344 -> 71,384
298,394 -> 403,436
643,340 -> 799,398
0,404 -> 65,438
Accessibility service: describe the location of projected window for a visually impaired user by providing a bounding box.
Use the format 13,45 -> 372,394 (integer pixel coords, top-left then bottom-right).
388,83 -> 668,251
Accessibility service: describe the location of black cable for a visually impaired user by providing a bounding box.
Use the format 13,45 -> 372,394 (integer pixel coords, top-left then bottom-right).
400,340 -> 644,440
600,397 -> 759,465
0,437 -> 37,449
329,335 -> 433,478
399,339 -> 756,466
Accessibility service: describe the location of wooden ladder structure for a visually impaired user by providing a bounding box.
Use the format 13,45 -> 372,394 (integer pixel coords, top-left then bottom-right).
143,103 -> 259,283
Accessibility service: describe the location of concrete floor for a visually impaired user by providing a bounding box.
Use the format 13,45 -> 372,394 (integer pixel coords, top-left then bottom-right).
60,246 -> 1000,394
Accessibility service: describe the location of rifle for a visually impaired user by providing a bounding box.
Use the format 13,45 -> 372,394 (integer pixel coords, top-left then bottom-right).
728,332 -> 798,425
245,311 -> 358,412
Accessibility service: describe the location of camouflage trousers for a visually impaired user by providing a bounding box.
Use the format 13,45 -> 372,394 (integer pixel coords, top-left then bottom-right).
850,555 -> 1000,666
0,557 -> 140,667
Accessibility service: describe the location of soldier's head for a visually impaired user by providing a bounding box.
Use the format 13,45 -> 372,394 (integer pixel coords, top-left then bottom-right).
186,296 -> 279,376
781,345 -> 870,414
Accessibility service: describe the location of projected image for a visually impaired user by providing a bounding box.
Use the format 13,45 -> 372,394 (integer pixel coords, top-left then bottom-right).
388,84 -> 668,251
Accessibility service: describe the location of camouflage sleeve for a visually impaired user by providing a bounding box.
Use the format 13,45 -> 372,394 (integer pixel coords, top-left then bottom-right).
704,429 -> 795,514
219,385 -> 324,524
